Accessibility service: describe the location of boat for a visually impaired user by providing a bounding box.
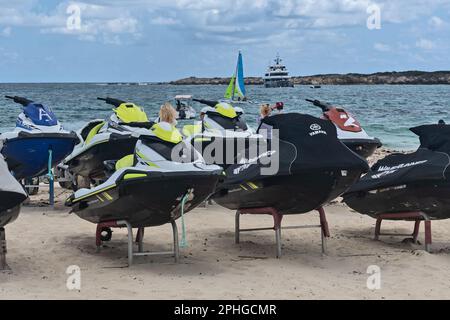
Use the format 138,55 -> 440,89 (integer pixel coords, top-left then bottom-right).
60,97 -> 152,187
0,96 -> 79,181
343,122 -> 450,220
264,54 -> 294,88
212,113 -> 369,214
66,122 -> 222,228
310,85 -> 322,89
184,99 -> 260,167
305,99 -> 381,158
0,151 -> 27,228
174,95 -> 197,120
224,51 -> 247,103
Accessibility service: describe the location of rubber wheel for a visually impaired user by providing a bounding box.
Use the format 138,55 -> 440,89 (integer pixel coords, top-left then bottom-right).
24,177 -> 40,196
100,227 -> 113,242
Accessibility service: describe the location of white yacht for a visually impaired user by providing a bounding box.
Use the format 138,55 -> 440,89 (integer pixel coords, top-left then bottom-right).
264,54 -> 294,88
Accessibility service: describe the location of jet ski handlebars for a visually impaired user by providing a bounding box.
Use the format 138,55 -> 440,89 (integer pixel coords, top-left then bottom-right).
97,97 -> 127,108
193,99 -> 218,108
305,99 -> 332,112
5,95 -> 33,107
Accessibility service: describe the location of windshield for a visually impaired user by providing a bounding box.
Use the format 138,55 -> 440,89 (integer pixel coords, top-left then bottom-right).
23,103 -> 58,126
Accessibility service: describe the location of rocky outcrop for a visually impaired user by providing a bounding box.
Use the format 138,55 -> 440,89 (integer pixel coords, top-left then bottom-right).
169,71 -> 450,85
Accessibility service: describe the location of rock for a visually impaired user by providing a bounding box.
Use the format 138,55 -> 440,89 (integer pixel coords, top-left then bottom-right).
169,71 -> 450,86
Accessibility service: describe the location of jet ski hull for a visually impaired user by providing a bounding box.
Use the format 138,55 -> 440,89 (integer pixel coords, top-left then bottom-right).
1,133 -> 78,180
344,181 -> 450,220
213,169 -> 362,215
0,206 -> 21,228
341,138 -> 382,158
0,189 -> 26,227
66,135 -> 138,179
70,172 -> 220,228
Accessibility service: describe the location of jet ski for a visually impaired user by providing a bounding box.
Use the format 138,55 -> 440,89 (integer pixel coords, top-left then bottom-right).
212,113 -> 369,214
0,96 -> 79,180
66,121 -> 222,227
343,122 -> 450,220
174,95 -> 197,120
306,99 -> 381,158
0,151 -> 27,228
0,152 -> 27,270
183,99 -> 260,167
61,97 -> 152,185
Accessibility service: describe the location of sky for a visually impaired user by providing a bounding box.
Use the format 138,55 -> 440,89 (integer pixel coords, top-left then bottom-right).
0,0 -> 449,82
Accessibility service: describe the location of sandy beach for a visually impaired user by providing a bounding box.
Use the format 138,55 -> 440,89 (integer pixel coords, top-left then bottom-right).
1,148 -> 450,300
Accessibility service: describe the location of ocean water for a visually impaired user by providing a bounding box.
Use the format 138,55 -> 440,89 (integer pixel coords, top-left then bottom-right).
0,83 -> 449,150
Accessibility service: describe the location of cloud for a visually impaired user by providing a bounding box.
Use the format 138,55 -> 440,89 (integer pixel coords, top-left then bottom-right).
1,0 -> 450,49
1,26 -> 11,37
374,43 -> 391,52
416,38 -> 436,50
429,16 -> 445,28
151,17 -> 180,26
0,1 -> 140,44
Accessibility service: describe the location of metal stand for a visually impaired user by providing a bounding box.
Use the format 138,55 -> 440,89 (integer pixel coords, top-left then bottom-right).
95,219 -> 180,266
0,227 -> 8,271
235,206 -> 330,258
374,211 -> 432,253
22,149 -> 55,208
48,149 -> 54,207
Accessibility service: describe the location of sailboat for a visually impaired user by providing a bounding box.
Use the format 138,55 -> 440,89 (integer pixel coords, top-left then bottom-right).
224,51 -> 247,103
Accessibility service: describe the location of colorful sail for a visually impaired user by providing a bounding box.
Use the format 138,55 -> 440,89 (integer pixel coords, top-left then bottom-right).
235,51 -> 246,98
224,51 -> 246,101
225,74 -> 235,100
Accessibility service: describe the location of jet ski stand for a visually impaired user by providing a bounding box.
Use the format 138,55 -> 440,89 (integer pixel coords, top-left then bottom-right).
95,220 -> 180,266
374,211 -> 432,253
0,227 -> 9,271
235,207 -> 330,258
22,149 -> 55,208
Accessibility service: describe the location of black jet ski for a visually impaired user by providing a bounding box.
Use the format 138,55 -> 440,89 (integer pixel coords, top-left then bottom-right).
0,152 -> 27,228
306,99 -> 382,158
66,122 -> 222,227
212,113 -> 369,214
60,97 -> 152,186
343,122 -> 450,220
1,152 -> 27,270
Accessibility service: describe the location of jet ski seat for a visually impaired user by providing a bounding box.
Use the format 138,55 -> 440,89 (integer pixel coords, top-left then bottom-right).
182,124 -> 202,137
102,154 -> 135,177
115,154 -> 135,170
84,122 -> 105,145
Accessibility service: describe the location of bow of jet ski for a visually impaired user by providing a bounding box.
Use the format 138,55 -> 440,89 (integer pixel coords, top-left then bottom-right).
0,96 -> 79,180
66,122 -> 222,228
343,122 -> 450,220
0,152 -> 27,228
306,99 -> 382,158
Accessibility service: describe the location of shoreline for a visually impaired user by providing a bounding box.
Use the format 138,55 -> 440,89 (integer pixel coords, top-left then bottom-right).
169,71 -> 450,86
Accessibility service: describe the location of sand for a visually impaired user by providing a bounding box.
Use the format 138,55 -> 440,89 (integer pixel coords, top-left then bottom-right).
1,148 -> 450,300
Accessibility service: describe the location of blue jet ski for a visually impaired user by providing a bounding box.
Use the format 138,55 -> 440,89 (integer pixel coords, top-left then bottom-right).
0,96 -> 79,180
